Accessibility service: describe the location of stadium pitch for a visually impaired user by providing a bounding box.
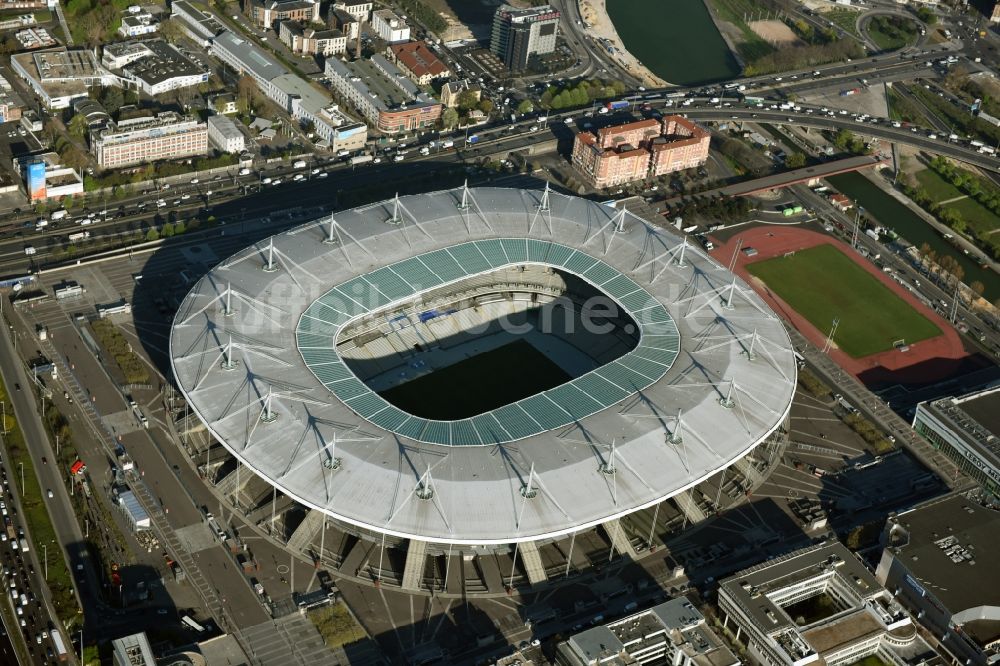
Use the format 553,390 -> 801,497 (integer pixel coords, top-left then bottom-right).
747,244 -> 941,358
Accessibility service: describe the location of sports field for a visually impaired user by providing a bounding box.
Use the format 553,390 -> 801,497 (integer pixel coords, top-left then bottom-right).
747,245 -> 941,358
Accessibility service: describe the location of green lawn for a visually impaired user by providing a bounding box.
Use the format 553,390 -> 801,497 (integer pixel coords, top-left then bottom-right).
866,16 -> 919,50
915,168 -> 964,202
823,8 -> 860,37
747,245 -> 941,357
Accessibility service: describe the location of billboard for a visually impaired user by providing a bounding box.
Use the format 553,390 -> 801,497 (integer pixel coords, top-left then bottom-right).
27,161 -> 46,202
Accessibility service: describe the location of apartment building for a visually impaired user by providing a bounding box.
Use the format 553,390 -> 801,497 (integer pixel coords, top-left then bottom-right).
490,4 -> 559,70
387,41 -> 449,85
245,0 -> 319,30
372,8 -> 409,43
325,55 -> 440,134
93,112 -> 208,168
441,79 -> 480,108
332,0 -> 370,22
279,20 -> 346,56
572,116 -> 709,189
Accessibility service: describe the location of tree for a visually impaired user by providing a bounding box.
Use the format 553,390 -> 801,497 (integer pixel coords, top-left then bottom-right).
970,281 -> 985,299
516,99 -> 534,114
145,228 -> 159,242
916,6 -> 936,24
456,90 -> 480,112
100,86 -> 125,116
161,222 -> 175,238
68,113 -> 89,141
477,99 -> 494,115
441,107 -> 459,129
785,153 -> 806,169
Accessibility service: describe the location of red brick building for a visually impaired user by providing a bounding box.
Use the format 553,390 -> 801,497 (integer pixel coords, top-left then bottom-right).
387,41 -> 450,85
572,116 -> 710,189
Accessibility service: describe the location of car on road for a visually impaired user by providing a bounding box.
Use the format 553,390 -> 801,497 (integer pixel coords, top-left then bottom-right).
46,490 -> 52,499
13,384 -> 19,392
40,458 -> 45,465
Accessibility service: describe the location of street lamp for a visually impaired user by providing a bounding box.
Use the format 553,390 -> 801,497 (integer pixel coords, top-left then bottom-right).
18,462 -> 23,494
43,543 -> 47,580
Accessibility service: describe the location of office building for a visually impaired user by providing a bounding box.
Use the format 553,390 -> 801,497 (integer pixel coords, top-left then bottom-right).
279,20 -> 346,56
719,542 -> 940,666
556,597 -> 739,666
332,0 -> 370,22
388,41 -> 449,85
572,116 -> 710,189
112,631 -> 156,666
328,6 -> 360,39
102,40 -> 208,96
490,4 -> 559,71
210,31 -> 366,150
441,79 -> 480,108
372,8 -> 409,43
92,112 -> 208,168
913,388 -> 1000,497
170,0 -> 224,46
325,55 -> 441,134
207,114 -> 245,154
118,10 -> 158,37
876,492 -> 1000,666
11,47 -> 114,109
13,152 -> 83,202
245,0 -> 319,30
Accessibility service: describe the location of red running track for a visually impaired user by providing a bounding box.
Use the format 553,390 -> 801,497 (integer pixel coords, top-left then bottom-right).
709,226 -> 981,387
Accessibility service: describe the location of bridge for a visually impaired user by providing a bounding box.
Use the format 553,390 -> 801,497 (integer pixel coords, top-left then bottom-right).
718,155 -> 889,197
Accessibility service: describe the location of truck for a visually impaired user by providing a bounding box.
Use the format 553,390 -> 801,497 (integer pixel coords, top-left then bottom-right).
840,88 -> 860,96
67,231 -> 90,242
5,520 -> 15,541
292,160 -> 307,169
35,219 -> 48,231
70,460 -> 86,475
51,630 -> 68,661
971,140 -> 985,148
606,100 -> 629,111
18,539 -> 28,553
466,135 -> 479,144
349,155 -> 373,166
441,139 -> 454,148
50,210 -> 67,221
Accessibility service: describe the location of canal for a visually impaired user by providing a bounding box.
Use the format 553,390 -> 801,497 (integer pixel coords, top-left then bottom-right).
606,0 -> 740,86
828,172 -> 1000,301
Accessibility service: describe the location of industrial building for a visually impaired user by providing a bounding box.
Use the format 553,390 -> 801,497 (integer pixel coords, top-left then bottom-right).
387,41 -> 450,85
327,5 -> 360,39
371,8 -> 409,43
245,0 -> 319,30
719,542 -> 939,666
877,492 -> 1000,666
556,597 -> 738,666
324,55 -> 441,134
913,387 -> 1000,497
207,114 -> 245,154
490,4 -> 560,71
92,112 -> 208,168
171,186 -> 795,594
572,116 -> 711,189
278,20 -> 346,56
10,47 -> 114,109
102,40 -> 209,96
118,9 -> 158,37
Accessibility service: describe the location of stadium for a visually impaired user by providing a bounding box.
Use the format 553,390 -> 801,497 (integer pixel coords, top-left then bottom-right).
170,186 -> 797,592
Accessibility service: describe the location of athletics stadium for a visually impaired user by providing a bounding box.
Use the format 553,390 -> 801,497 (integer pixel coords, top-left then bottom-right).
170,186 -> 797,592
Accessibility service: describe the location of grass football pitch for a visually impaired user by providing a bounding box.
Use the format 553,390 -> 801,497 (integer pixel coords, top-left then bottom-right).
747,244 -> 941,358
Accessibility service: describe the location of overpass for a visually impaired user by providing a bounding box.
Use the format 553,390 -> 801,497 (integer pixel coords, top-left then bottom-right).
682,107 -> 1000,172
718,155 -> 889,196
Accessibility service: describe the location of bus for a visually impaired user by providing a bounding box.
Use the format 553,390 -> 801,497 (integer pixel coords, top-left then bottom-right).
51,630 -> 68,661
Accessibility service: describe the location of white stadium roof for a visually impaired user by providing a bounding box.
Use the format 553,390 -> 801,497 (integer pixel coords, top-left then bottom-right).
170,186 -> 796,545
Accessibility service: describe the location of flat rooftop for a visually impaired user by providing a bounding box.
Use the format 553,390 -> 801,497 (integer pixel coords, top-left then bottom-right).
891,493 -> 1000,616
336,57 -> 411,109
922,387 -> 1000,479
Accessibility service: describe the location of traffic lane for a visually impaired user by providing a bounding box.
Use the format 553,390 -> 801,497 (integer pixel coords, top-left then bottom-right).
0,330 -> 84,628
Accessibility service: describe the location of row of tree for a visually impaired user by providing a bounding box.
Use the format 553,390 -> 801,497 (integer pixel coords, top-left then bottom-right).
539,79 -> 628,110
665,193 -> 752,222
743,38 -> 864,76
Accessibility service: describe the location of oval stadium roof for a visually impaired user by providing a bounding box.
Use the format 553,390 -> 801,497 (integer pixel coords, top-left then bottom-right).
170,187 -> 797,545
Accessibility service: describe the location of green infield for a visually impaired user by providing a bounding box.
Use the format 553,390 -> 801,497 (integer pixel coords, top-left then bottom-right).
747,244 -> 941,358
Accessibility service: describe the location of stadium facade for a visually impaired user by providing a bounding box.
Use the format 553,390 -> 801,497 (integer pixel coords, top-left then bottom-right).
170,187 -> 796,591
